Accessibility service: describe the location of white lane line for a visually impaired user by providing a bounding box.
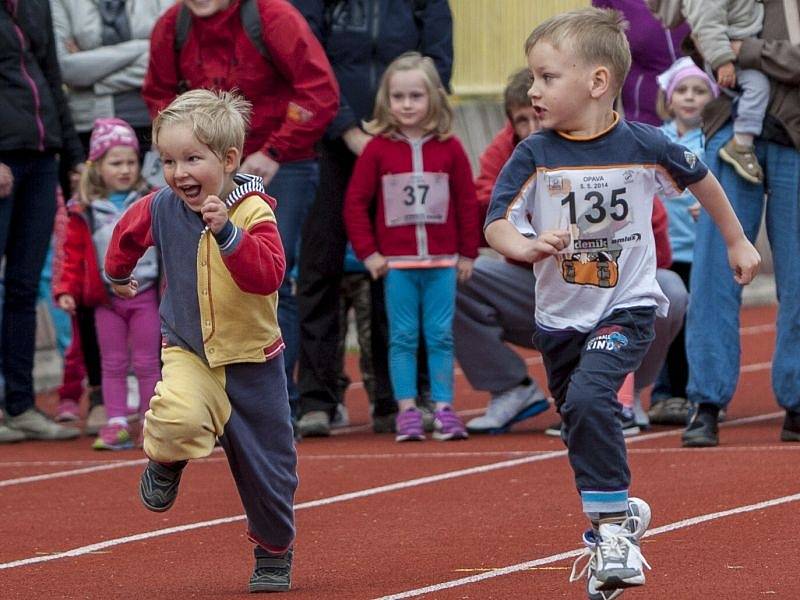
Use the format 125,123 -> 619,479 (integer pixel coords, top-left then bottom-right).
0,411 -> 784,570
0,458 -> 148,488
373,491 -> 800,600
0,448 -> 225,488
0,405 -> 781,489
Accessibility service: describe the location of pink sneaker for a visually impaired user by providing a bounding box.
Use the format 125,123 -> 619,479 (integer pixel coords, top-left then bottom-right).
395,408 -> 425,442
92,423 -> 134,451
55,400 -> 80,422
433,406 -> 468,441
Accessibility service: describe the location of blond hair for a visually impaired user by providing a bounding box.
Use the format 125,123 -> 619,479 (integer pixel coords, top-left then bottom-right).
524,7 -> 631,96
152,89 -> 252,160
78,154 -> 147,205
365,52 -> 452,139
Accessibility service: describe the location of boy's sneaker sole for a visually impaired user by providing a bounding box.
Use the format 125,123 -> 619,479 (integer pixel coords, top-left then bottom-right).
139,460 -> 186,512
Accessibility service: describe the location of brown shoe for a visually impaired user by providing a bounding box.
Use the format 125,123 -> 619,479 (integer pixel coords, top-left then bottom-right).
719,138 -> 764,184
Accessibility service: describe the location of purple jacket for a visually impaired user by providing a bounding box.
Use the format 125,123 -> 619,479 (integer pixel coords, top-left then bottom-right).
593,0 -> 691,126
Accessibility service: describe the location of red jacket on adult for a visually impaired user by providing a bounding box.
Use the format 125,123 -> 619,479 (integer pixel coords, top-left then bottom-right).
52,202 -> 110,308
345,134 -> 480,265
142,0 -> 339,163
475,121 -> 673,268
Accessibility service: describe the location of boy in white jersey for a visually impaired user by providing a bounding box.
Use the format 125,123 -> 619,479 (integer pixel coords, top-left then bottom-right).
485,8 -> 759,599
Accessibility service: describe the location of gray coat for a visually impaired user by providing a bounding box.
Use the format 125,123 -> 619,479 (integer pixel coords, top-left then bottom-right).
50,0 -> 172,132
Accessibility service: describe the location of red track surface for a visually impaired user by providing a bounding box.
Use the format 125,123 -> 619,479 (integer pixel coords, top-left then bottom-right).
1,305 -> 797,599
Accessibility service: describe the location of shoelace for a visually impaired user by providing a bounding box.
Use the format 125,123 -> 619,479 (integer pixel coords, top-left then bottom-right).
568,515 -> 650,584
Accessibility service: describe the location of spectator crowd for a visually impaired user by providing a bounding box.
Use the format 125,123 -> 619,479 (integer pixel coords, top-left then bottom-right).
1,0 -> 797,451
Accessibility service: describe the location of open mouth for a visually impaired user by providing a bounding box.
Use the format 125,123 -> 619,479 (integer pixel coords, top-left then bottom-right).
180,185 -> 202,199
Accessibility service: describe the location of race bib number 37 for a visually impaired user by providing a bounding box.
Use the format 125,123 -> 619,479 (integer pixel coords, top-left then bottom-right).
541,169 -> 648,253
382,171 -> 450,227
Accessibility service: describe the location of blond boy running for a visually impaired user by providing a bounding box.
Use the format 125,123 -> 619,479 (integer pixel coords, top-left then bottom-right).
485,8 -> 759,598
105,89 -> 297,593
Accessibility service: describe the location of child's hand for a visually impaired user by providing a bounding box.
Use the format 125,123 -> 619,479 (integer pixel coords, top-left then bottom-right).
457,257 -> 474,282
688,201 -> 701,221
526,229 -> 571,263
0,162 -> 13,197
57,294 -> 76,315
727,237 -> 760,285
201,195 -> 229,234
717,62 -> 736,88
111,277 -> 138,298
364,252 -> 388,280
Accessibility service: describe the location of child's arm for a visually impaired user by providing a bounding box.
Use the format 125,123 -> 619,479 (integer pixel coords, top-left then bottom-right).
215,197 -> 286,296
485,221 -> 569,263
105,194 -> 156,296
344,141 -> 383,276
687,172 -> 760,284
52,212 -> 87,305
450,138 -> 480,261
484,141 -> 569,263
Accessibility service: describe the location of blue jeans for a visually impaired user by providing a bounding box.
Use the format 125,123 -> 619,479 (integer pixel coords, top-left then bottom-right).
0,152 -> 58,415
266,159 -> 319,407
686,124 -> 800,411
384,267 -> 457,403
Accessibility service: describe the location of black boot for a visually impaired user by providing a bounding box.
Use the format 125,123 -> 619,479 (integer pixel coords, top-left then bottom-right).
681,403 -> 720,447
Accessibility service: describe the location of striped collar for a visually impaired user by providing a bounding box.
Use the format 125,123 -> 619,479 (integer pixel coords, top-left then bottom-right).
225,173 -> 266,209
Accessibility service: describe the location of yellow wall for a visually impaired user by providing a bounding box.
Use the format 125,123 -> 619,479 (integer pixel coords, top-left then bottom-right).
450,0 -> 588,98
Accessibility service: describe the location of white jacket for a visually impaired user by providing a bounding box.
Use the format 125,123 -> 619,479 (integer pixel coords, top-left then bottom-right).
50,0 -> 172,132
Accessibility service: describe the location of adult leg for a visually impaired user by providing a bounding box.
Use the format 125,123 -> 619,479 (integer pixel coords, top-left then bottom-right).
635,267 -> 688,392
684,124 -> 766,446
686,124 -> 765,410
296,140 -> 353,422
454,256 -> 539,393
267,159 -> 319,411
1,154 -> 58,415
763,141 -> 800,413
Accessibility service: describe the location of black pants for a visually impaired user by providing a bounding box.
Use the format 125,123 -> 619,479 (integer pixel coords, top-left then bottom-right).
0,152 -> 58,415
296,139 -> 396,418
533,307 -> 655,494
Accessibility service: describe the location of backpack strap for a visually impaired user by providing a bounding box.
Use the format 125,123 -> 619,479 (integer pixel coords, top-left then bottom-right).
172,0 -> 270,78
173,4 -> 191,92
239,0 -> 269,59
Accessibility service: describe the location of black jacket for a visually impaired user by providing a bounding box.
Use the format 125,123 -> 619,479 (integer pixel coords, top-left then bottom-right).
291,0 -> 453,140
0,0 -> 83,167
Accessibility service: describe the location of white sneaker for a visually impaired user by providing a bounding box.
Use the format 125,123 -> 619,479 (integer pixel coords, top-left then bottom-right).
6,408 -> 80,440
466,383 -> 550,434
571,498 -> 652,599
632,393 -> 650,429
330,403 -> 350,429
593,521 -> 649,589
0,421 -> 27,443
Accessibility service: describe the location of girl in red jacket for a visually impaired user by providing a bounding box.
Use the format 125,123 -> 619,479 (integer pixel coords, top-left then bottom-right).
344,52 -> 480,442
54,118 -> 161,450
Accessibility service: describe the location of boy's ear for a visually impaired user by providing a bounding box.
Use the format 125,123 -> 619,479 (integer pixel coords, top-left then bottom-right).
589,66 -> 611,99
223,147 -> 241,174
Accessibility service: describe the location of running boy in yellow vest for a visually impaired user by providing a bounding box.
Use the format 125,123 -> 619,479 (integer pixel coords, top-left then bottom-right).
105,89 -> 297,593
